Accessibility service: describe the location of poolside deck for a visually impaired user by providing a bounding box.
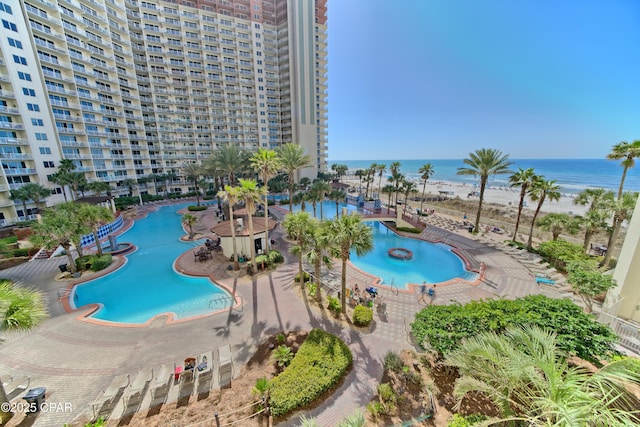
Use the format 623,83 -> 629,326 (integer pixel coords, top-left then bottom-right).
0,200 -> 574,426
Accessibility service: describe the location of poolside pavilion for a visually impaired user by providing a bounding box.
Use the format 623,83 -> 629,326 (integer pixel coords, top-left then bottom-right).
210,207 -> 278,260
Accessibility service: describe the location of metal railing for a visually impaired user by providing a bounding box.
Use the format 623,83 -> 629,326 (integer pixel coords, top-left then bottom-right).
599,312 -> 640,354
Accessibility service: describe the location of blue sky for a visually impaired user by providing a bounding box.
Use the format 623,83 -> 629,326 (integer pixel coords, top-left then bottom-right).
327,0 -> 640,160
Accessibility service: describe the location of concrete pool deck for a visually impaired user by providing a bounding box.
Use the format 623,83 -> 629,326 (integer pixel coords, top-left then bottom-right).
0,202 -> 572,426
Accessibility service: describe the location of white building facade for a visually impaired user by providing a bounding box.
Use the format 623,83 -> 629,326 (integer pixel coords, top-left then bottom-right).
0,0 -> 327,224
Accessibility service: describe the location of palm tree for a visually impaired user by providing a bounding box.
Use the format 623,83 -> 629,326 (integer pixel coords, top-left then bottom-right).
446,325 -> 640,426
282,211 -> 315,287
86,181 -> 112,196
121,178 -> 137,198
364,164 -> 376,199
67,172 -> 87,200
388,162 -> 403,204
607,140 -> 640,199
508,167 -> 537,242
603,192 -> 638,266
327,213 -> 373,314
250,148 -> 282,255
330,163 -> 348,182
181,162 -> 204,206
10,183 -> 50,221
418,163 -> 434,215
536,213 -> 576,240
328,189 -> 345,219
78,203 -> 114,256
376,163 -> 387,197
574,189 -> 614,253
148,173 -> 163,196
163,170 -> 178,197
400,179 -> 417,214
181,213 -> 197,239
277,143 -> 312,213
310,180 -> 331,220
381,184 -> 395,214
457,148 -> 513,233
305,220 -> 332,304
526,178 -> 561,248
50,159 -> 76,202
30,203 -> 91,273
0,279 -> 47,422
238,179 -> 261,267
218,185 -> 241,270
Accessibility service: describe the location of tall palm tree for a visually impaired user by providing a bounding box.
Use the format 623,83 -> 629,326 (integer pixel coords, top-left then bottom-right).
163,170 -> 178,197
181,213 -> 197,239
181,162 -> 204,206
282,211 -> 315,287
86,181 -> 112,196
238,179 -> 261,267
0,279 -> 47,422
418,163 -> 434,215
305,220 -> 332,304
574,189 -> 614,253
388,162 -> 403,205
250,148 -> 282,255
218,185 -> 241,270
446,325 -> 640,427
67,172 -> 87,201
277,143 -> 311,213
310,180 -> 331,220
327,213 -> 373,314
330,163 -> 348,182
381,184 -> 395,214
508,167 -> 537,242
526,178 -> 561,248
78,203 -> 114,256
607,140 -> 640,199
328,189 -> 345,219
364,164 -> 376,199
457,148 -> 513,233
603,192 -> 638,266
400,179 -> 417,214
120,178 -> 137,198
376,163 -> 387,197
50,159 -> 76,202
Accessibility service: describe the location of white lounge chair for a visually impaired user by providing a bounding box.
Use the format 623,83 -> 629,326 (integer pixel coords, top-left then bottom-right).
196,351 -> 213,378
91,373 -> 129,419
150,365 -> 171,400
123,367 -> 153,407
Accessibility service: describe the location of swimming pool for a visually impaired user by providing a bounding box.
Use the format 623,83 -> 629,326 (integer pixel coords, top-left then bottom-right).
72,203 -> 232,324
292,201 -> 476,288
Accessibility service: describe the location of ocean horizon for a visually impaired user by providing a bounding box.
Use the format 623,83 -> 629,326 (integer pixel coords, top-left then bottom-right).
328,159 -> 640,195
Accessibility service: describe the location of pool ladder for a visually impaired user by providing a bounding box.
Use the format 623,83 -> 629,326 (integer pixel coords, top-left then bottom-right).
209,295 -> 243,313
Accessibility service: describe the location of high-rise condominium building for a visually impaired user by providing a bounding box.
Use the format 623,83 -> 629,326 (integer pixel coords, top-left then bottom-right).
0,0 -> 327,224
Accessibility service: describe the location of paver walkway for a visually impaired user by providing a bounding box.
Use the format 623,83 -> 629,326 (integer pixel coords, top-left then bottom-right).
0,202 -> 570,426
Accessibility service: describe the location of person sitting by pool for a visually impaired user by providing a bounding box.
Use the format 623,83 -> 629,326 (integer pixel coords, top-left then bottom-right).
365,287 -> 378,299
197,355 -> 208,371
184,358 -> 196,371
353,284 -> 360,296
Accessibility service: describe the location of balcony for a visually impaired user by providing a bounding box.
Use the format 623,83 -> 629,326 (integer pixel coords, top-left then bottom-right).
4,168 -> 37,175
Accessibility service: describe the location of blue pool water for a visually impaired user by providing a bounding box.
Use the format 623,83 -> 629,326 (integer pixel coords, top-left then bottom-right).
73,203 -> 232,324
293,201 -> 476,288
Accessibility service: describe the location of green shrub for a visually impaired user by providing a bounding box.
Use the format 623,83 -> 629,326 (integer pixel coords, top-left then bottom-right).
187,205 -> 207,211
268,250 -> 284,264
411,295 -> 617,362
10,248 -> 30,257
90,254 -> 112,271
383,351 -> 404,373
267,200 -> 276,206
0,236 -> 18,245
254,254 -> 269,270
306,282 -> 317,298
269,329 -> 352,417
279,198 -> 290,205
276,333 -> 286,344
76,255 -> 95,271
295,271 -> 311,283
396,226 -> 421,234
537,239 -> 590,272
447,413 -> 487,427
327,296 -> 341,315
367,401 -> 385,421
353,305 -> 373,326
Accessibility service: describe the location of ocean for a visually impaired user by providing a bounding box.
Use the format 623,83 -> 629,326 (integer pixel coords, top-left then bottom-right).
329,159 -> 640,195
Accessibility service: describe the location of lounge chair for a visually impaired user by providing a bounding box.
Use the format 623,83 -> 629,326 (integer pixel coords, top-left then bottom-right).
182,357 -> 196,382
91,373 -> 129,419
4,376 -> 30,399
196,351 -> 213,378
123,368 -> 153,407
218,345 -> 233,386
150,365 -> 171,400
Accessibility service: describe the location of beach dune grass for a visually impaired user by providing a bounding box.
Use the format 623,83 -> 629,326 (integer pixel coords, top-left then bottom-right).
269,329 -> 352,418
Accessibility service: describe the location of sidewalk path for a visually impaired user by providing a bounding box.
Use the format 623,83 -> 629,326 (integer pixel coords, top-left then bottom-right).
0,202 -> 568,426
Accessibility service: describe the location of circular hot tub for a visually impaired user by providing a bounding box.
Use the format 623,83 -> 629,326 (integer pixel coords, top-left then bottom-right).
388,247 -> 413,260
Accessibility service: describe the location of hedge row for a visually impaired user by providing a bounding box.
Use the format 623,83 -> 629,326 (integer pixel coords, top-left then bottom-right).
269,329 -> 352,417
76,254 -> 113,272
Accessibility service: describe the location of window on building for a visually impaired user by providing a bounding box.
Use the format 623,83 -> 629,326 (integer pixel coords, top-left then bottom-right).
7,37 -> 22,48
35,133 -> 48,141
31,118 -> 44,126
0,2 -> 13,14
17,72 -> 31,81
27,103 -> 39,111
39,147 -> 52,155
22,88 -> 36,96
43,161 -> 55,168
13,55 -> 27,65
1,19 -> 16,31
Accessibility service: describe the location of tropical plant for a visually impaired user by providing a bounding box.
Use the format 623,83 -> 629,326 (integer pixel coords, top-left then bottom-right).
536,213 -> 577,240
180,162 -> 205,206
0,279 -> 47,422
86,181 -> 112,196
10,183 -> 50,220
30,203 -> 91,273
603,191 -> 638,266
272,345 -> 293,369
457,148 -> 513,233
277,143 -> 312,213
250,148 -> 282,255
376,163 -> 387,197
418,163 -> 434,215
388,162 -> 403,204
282,212 -> 315,288
446,325 -> 640,426
328,189 -> 345,218
330,163 -> 348,182
574,189 -> 614,253
49,158 -> 76,202
309,180 -> 331,219
163,170 -> 178,197
217,185 -> 241,270
381,184 -> 395,213
508,167 -> 537,242
304,220 -> 332,304
252,377 -> 271,398
337,410 -> 365,427
238,178 -> 261,267
78,203 -> 114,256
327,213 -> 373,313
526,177 -> 561,248
566,260 -> 617,313
181,213 -> 197,239
607,140 -> 640,199
399,179 -> 417,214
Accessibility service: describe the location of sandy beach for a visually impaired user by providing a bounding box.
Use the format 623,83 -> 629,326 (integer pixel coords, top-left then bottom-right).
342,178 -> 588,217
